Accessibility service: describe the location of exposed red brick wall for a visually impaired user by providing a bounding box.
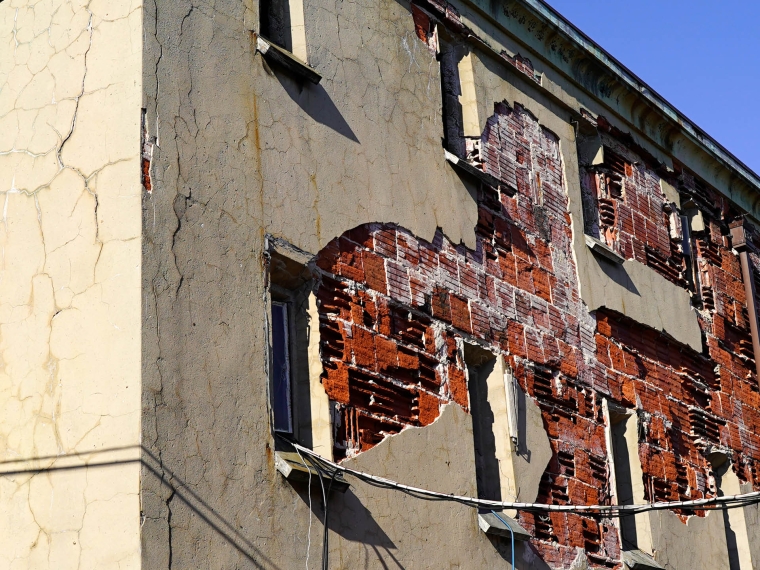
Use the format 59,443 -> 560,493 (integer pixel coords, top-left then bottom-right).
309,102 -> 760,568
411,5 -> 437,54
579,137 -> 687,287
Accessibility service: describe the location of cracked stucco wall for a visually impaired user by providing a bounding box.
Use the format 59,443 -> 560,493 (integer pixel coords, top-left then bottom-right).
139,0 -> 758,569
0,0 -> 142,568
139,0 -> 500,567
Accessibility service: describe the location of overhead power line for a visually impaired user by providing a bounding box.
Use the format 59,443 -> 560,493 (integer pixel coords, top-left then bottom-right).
290,442 -> 760,517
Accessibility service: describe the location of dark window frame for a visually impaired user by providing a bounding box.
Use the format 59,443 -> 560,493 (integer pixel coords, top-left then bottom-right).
271,300 -> 294,434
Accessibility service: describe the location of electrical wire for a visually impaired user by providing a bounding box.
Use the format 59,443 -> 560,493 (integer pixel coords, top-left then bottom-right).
294,447 -> 314,570
291,442 -> 760,517
303,454 -> 327,569
322,468 -> 340,570
303,453 -> 337,570
491,510 -> 515,569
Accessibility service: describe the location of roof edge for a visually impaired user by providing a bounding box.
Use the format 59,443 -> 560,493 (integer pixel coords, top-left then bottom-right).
519,0 -> 760,192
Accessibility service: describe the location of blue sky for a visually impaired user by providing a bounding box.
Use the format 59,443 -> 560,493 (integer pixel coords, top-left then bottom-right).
543,0 -> 760,176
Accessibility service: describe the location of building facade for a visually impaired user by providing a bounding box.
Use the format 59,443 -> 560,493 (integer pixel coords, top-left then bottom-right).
2,0 -> 760,568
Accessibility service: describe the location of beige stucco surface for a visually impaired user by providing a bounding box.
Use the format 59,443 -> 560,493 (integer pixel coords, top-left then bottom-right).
336,404 -> 551,569
139,0 -> 485,566
719,466 -> 753,570
649,509 -> 730,569
258,0 -> 480,252
740,482 -> 760,568
0,0 -> 142,567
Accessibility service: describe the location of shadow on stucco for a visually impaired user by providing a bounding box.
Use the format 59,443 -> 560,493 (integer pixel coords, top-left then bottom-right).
295,486 -> 397,549
596,256 -> 641,296
0,445 -> 286,569
271,64 -> 361,143
140,448 -> 285,570
294,484 -> 407,569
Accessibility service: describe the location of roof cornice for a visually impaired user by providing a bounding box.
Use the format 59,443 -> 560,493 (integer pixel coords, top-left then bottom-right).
514,0 -> 760,192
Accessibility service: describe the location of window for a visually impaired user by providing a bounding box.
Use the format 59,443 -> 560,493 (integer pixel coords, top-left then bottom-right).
581,145 -> 629,250
605,405 -> 642,551
578,135 -> 693,281
266,239 -> 334,460
465,343 -> 522,502
465,345 -> 504,503
577,135 -> 625,264
259,0 -> 307,61
271,301 -> 293,433
439,40 -> 468,159
709,453 -> 755,570
256,0 -> 321,83
728,219 -> 760,388
464,343 -> 530,541
438,40 -> 515,195
604,401 -> 663,569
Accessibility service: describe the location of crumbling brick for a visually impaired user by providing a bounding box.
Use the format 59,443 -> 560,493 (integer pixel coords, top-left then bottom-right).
307,100 -> 760,568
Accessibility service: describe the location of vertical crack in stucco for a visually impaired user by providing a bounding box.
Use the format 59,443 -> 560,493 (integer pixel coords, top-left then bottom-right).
11,8 -> 19,53
171,192 -> 189,296
166,489 -> 176,570
56,8 -> 93,177
142,1 -> 186,564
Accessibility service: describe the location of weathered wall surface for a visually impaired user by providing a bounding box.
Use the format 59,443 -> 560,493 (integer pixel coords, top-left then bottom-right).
649,510 -> 729,570
261,0 -> 479,252
0,0 -> 142,568
311,101 -> 624,566
297,9 -> 760,567
333,404 -> 551,569
467,42 -> 701,352
458,0 -> 760,224
140,0 -> 760,569
140,0 -> 269,565
140,0 -> 494,566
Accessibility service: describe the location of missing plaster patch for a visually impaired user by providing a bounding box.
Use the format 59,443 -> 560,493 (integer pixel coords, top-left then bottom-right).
411,5 -> 438,54
141,109 -> 156,194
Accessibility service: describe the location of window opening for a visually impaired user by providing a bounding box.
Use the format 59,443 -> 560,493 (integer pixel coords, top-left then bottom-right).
267,242 -> 331,454
465,343 -> 530,542
466,346 -> 502,502
608,409 -> 637,549
464,344 -> 519,502
603,401 -> 655,559
259,0 -> 308,62
710,452 -> 753,570
729,220 -> 760,388
438,40 -> 467,159
271,301 -> 293,433
680,214 -> 696,291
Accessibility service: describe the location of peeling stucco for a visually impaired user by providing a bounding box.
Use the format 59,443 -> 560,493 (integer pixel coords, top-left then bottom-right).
468,50 -> 702,351
3,0 -> 759,568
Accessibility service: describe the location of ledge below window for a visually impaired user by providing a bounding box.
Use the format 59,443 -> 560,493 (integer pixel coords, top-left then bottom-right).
275,451 -> 349,493
477,512 -> 531,541
256,36 -> 322,85
622,549 -> 665,570
585,235 -> 625,264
